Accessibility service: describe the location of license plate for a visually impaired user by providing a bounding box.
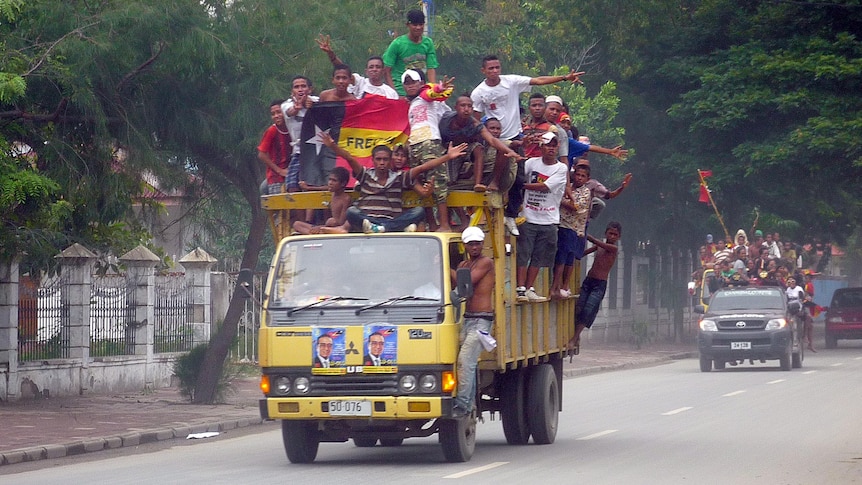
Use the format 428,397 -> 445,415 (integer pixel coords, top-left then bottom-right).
731,341 -> 751,350
328,400 -> 372,416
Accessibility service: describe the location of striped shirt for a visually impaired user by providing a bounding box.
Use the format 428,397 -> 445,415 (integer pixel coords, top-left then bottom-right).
355,168 -> 414,220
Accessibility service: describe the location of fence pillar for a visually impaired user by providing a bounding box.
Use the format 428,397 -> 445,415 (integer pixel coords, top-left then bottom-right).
0,259 -> 19,400
179,248 -> 217,347
120,246 -> 160,359
56,244 -> 97,363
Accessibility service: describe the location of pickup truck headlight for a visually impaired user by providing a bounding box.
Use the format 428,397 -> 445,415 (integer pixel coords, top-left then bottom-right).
765,318 -> 787,330
699,319 -> 717,332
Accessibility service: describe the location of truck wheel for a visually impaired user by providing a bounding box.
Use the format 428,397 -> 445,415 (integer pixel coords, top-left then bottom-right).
501,368 -> 530,445
282,420 -> 319,464
792,345 -> 803,368
714,359 -> 726,370
825,333 -> 837,349
353,437 -> 378,447
527,364 -> 559,445
779,345 -> 792,371
379,438 -> 404,447
699,355 -> 712,372
440,415 -> 476,462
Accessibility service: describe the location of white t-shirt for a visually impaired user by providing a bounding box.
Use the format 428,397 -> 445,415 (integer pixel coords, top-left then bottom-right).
786,286 -> 805,302
407,96 -> 451,145
470,74 -> 532,140
349,73 -> 399,100
281,96 -> 320,155
523,157 -> 568,225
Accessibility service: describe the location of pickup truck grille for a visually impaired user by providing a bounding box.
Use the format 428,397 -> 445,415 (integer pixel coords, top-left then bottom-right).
717,319 -> 766,330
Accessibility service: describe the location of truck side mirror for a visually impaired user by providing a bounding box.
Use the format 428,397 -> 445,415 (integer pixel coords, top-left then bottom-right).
237,268 -> 254,299
455,267 -> 474,300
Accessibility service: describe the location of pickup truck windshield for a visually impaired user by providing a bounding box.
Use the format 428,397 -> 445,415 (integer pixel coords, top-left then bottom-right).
269,236 -> 444,308
708,289 -> 785,312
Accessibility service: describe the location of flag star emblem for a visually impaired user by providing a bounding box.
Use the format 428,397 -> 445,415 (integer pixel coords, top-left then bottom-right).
306,125 -> 329,154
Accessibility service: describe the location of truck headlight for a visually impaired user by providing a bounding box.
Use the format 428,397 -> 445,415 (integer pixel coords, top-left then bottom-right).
274,376 -> 291,395
699,319 -> 718,332
765,318 -> 787,330
399,375 -> 417,393
419,374 -> 437,393
294,376 -> 310,394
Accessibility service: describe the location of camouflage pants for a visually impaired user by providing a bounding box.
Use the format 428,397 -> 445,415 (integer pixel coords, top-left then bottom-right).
409,139 -> 449,204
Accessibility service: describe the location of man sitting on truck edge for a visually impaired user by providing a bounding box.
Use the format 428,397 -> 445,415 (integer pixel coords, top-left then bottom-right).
317,131 -> 467,233
451,226 -> 495,418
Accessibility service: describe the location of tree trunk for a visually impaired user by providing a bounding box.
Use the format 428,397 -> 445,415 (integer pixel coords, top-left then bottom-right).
192,188 -> 267,404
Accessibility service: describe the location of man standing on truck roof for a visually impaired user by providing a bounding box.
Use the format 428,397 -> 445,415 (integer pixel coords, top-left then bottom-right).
451,226 -> 495,418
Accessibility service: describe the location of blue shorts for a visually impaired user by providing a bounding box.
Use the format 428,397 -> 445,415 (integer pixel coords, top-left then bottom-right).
554,227 -> 587,265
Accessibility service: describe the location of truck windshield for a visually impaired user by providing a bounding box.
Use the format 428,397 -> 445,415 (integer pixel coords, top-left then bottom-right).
269,236 -> 444,308
708,289 -> 785,312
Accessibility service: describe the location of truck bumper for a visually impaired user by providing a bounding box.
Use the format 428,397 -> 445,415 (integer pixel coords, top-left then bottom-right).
260,396 -> 452,420
698,330 -> 791,361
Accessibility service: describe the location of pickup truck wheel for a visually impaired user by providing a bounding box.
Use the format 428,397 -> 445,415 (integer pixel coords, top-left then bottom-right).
527,364 -> 559,445
713,359 -> 726,370
353,437 -> 378,447
699,354 -> 712,372
779,344 -> 792,371
282,420 -> 319,464
501,368 -> 530,445
825,333 -> 838,349
792,345 -> 803,368
440,414 -> 476,462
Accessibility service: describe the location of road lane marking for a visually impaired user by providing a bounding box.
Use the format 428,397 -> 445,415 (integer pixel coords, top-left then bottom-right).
722,390 -> 746,397
854,357 -> 862,361
767,379 -> 785,385
577,429 -> 618,440
803,370 -> 817,374
831,363 -> 843,367
444,462 -> 508,479
662,407 -> 693,416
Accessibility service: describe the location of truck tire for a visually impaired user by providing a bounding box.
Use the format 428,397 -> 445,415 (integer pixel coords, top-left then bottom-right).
282,420 -> 319,464
501,368 -> 530,445
699,354 -> 712,372
825,333 -> 837,349
779,344 -> 792,371
713,359 -> 726,370
353,437 -> 378,447
440,415 -> 476,462
527,364 -> 559,445
379,438 -> 404,447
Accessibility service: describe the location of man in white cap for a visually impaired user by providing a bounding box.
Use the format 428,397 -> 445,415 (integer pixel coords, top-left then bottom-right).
515,131 -> 568,302
451,226 -> 495,417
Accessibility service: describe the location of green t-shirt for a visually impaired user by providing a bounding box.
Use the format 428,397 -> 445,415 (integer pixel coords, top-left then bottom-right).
383,35 -> 439,95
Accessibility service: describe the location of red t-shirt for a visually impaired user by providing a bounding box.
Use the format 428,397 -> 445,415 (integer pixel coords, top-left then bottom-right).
257,125 -> 291,184
522,119 -> 554,158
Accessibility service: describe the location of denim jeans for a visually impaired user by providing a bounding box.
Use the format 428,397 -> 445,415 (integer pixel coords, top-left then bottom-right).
454,315 -> 493,412
576,276 -> 607,329
346,206 -> 424,232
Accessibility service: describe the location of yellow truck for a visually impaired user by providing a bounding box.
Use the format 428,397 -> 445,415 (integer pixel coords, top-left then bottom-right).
254,189 -> 579,463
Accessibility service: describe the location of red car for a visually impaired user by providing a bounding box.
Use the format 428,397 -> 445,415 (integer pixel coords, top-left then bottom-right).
825,287 -> 862,349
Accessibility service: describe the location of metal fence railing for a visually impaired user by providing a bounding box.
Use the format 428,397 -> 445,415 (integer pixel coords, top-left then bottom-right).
17,274 -> 67,361
90,274 -> 134,357
229,272 -> 265,364
154,274 -> 192,353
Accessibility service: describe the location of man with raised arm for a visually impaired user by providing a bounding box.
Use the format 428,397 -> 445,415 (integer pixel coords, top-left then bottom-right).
470,55 -> 583,235
316,34 -> 399,100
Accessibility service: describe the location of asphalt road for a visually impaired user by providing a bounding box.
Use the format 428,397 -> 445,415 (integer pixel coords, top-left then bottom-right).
6,345 -> 862,484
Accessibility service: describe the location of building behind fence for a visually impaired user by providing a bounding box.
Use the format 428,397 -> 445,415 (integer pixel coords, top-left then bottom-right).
2,238 -> 710,402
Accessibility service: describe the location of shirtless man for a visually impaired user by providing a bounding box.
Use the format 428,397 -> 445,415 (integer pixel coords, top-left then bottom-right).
451,226 -> 495,417
292,167 -> 352,235
569,222 -> 622,350
318,64 -> 355,102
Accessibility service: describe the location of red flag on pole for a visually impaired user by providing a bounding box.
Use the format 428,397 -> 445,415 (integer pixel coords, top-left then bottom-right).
698,169 -> 712,204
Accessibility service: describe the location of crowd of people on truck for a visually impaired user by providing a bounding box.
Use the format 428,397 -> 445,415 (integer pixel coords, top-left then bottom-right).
258,9 -> 635,413
693,229 -> 831,352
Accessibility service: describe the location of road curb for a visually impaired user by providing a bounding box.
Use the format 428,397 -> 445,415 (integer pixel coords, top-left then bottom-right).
562,351 -> 696,379
0,416 -> 266,467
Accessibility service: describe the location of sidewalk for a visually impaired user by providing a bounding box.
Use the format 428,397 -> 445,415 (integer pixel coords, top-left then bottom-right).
0,339 -> 695,467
